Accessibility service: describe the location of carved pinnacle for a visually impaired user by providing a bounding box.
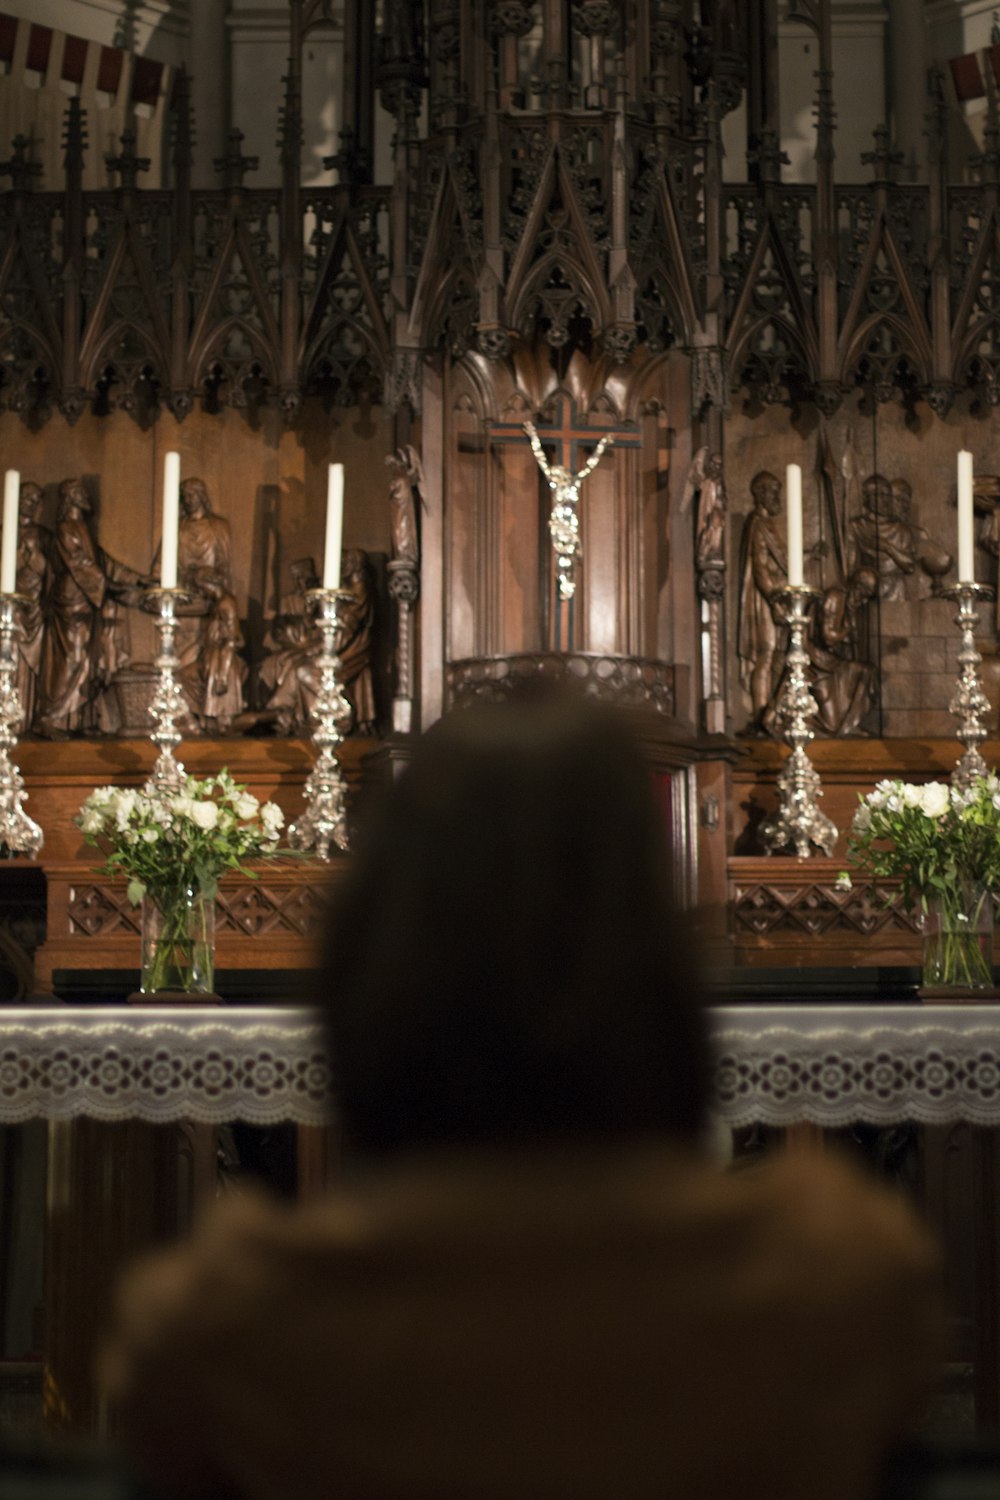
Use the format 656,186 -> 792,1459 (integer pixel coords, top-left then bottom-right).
861,124 -> 904,185
214,129 -> 259,191
105,130 -> 151,192
0,136 -> 41,193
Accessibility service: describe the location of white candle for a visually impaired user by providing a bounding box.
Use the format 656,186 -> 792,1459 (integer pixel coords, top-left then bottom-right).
161,451 -> 180,590
786,462 -> 804,588
1,471 -> 19,595
323,462 -> 344,589
958,449 -> 975,584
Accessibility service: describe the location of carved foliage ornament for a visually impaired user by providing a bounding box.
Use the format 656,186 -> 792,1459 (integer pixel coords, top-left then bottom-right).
572,3 -> 620,37
492,1 -> 536,36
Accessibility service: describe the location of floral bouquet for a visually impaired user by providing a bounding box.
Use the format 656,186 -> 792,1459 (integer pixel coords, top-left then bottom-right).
842,775 -> 1000,989
77,771 -> 286,995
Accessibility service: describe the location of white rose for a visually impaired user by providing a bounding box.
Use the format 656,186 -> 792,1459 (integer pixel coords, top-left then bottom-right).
189,801 -> 219,831
901,784 -> 922,808
142,827 -> 158,843
170,796 -> 193,821
918,781 -> 950,818
236,793 -> 259,820
261,802 -> 284,832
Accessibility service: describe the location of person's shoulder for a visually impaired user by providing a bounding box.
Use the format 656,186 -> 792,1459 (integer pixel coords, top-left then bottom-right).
734,1151 -> 940,1286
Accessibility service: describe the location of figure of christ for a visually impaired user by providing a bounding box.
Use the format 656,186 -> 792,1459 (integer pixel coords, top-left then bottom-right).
524,421 -> 613,602
36,478 -> 145,737
10,482 -> 51,732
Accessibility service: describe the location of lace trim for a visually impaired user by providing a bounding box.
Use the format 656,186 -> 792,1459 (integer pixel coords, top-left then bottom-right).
0,1010 -> 331,1125
6,1005 -> 1000,1128
714,1020 -> 1000,1126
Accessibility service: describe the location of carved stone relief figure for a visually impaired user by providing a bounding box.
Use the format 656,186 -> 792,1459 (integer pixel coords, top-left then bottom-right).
737,469 -> 786,734
11,482 -> 51,732
153,478 -> 247,734
264,549 -> 376,737
36,478 -> 144,737
847,473 -> 918,602
336,548 -> 377,735
259,558 -> 321,733
973,475 -> 1000,627
806,568 -> 878,737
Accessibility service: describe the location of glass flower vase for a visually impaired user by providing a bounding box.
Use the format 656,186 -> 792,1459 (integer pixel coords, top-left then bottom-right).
921,882 -> 995,993
140,887 -> 216,997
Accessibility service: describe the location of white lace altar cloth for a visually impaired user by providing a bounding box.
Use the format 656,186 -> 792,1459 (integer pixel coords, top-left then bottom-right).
713,1004 -> 1000,1127
0,1006 -> 331,1125
5,1003 -> 1000,1128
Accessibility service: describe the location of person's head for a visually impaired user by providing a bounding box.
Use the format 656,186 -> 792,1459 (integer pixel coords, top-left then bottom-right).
321,696 -> 710,1157
180,478 -> 209,518
19,482 -> 42,522
750,470 -> 780,515
58,478 -> 90,519
862,473 -> 892,511
848,566 -> 878,606
291,557 -> 318,592
890,478 -> 912,519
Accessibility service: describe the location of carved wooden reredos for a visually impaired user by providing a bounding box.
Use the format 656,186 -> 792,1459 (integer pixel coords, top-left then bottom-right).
4,1 -> 1000,963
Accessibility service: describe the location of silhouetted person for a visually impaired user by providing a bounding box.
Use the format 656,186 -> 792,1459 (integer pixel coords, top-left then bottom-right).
102,698 -> 942,1500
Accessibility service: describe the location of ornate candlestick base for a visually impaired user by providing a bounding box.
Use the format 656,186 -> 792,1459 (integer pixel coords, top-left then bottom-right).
759,584 -> 837,860
143,586 -> 192,795
0,594 -> 42,855
288,588 -> 352,860
943,582 -> 995,791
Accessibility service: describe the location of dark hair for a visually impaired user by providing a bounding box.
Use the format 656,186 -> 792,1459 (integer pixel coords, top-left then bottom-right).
321,697 -> 709,1154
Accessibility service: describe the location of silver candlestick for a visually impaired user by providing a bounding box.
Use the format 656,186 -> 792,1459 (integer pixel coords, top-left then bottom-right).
0,594 -> 42,855
944,581 -> 995,791
759,584 -> 837,859
288,588 -> 352,859
144,586 -> 191,794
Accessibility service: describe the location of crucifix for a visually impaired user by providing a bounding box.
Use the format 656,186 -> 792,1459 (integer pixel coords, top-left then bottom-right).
487,395 -> 640,649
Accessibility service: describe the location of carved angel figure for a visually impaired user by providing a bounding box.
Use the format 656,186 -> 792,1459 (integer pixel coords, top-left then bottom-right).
682,447 -> 727,570
387,445 -> 425,567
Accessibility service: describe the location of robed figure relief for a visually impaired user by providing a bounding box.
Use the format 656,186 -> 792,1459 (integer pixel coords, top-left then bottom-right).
262,550 -> 376,736
260,558 -> 321,735
153,479 -> 247,734
388,445 -> 424,568
847,473 -> 919,602
737,470 -> 787,735
36,478 -> 144,737
806,571 -> 878,737
10,482 -> 51,732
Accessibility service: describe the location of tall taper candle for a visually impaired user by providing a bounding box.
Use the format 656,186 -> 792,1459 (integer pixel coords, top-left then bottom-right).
161,451 -> 180,590
786,462 -> 804,588
1,471 -> 19,595
323,462 -> 344,589
958,449 -> 975,585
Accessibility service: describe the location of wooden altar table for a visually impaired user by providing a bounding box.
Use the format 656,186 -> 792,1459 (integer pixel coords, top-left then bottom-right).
5,1002 -> 1000,1431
